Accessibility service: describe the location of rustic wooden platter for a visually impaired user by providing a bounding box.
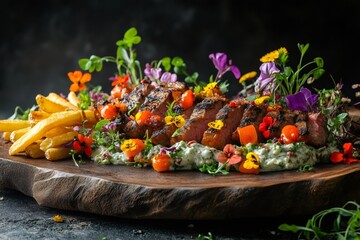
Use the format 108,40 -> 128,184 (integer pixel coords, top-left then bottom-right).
1,139 -> 360,220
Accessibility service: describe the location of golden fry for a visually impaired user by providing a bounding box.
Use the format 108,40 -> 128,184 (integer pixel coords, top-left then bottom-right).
45,147 -> 71,161
67,91 -> 80,107
47,92 -> 79,110
25,141 -> 45,159
9,110 -> 96,155
28,111 -> 51,125
0,119 -> 31,132
10,127 -> 31,143
45,126 -> 73,138
2,132 -> 11,141
40,131 -> 77,151
35,94 -> 68,113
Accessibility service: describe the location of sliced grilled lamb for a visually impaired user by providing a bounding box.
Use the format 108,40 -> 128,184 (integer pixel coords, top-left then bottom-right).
123,82 -> 186,139
264,109 -> 296,139
294,111 -> 308,136
231,103 -> 268,144
120,82 -> 154,114
201,99 -> 247,150
303,112 -> 328,147
150,103 -> 196,146
170,96 -> 228,145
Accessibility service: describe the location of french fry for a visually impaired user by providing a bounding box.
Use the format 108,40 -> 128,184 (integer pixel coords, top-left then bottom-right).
2,132 -> 11,141
28,111 -> 51,125
40,131 -> 77,151
47,92 -> 79,110
0,119 -> 31,132
36,94 -> 68,113
25,141 -> 45,159
67,91 -> 80,107
45,147 -> 71,161
10,127 -> 31,143
45,126 -> 73,138
9,110 -> 96,155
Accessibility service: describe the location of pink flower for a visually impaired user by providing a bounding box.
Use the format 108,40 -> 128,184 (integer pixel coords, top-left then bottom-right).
217,144 -> 242,165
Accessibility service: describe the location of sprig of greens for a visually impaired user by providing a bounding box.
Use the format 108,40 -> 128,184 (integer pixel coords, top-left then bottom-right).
279,200 -> 360,239
275,43 -> 325,95
9,105 -> 37,120
79,27 -> 142,86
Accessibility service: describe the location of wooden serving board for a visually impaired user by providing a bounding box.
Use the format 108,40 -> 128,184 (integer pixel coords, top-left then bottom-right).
1,139 -> 360,220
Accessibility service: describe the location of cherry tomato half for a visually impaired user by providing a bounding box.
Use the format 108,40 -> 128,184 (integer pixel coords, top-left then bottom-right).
280,125 -> 299,144
179,90 -> 195,109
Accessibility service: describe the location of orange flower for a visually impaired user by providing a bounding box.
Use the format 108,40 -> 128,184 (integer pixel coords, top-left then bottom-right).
111,74 -> 130,87
330,143 -> 358,164
68,71 -> 92,92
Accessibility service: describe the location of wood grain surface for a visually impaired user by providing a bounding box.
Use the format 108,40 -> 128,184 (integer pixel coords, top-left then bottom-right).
1,140 -> 360,219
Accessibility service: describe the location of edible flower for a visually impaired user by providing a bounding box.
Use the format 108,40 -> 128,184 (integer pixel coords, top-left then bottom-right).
259,116 -> 277,139
201,82 -> 221,97
286,87 -> 319,111
208,119 -> 224,130
260,47 -> 287,63
330,142 -> 358,164
120,139 -> 145,159
239,152 -> 260,174
73,133 -> 93,157
217,144 -> 242,165
254,95 -> 270,105
239,71 -> 257,84
68,71 -> 92,92
209,52 -> 241,79
164,115 -> 186,128
254,62 -> 279,93
110,74 -> 130,87
53,215 -> 64,223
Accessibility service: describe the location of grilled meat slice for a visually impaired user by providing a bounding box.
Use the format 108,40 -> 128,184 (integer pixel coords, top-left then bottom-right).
170,96 -> 228,145
303,112 -> 328,147
150,103 -> 196,146
263,109 -> 296,139
120,82 -> 154,114
201,99 -> 247,150
295,110 -> 308,136
123,83 -> 186,139
231,103 -> 268,144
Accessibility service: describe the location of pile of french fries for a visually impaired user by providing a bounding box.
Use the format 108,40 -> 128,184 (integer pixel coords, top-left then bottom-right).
0,92 -> 97,161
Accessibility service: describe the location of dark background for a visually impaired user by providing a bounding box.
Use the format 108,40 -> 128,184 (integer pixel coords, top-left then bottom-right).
1,0 -> 359,118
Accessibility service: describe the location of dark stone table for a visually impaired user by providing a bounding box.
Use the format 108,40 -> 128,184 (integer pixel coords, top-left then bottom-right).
0,186 -> 303,240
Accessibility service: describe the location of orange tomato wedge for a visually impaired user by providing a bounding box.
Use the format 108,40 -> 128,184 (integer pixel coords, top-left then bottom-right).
152,152 -> 171,172
237,125 -> 258,145
122,139 -> 145,158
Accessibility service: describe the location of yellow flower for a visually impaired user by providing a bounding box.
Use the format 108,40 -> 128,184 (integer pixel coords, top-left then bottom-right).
243,152 -> 260,170
239,71 -> 257,83
165,115 -> 186,128
208,119 -> 224,130
53,215 -> 64,223
260,47 -> 288,63
260,50 -> 279,63
120,139 -> 137,152
201,82 -> 218,96
254,96 -> 270,105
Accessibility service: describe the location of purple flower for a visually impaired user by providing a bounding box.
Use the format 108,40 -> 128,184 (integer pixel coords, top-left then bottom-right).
255,62 -> 280,92
160,72 -> 177,83
286,87 -> 318,111
209,52 -> 241,79
144,63 -> 162,81
102,122 -> 117,132
89,91 -> 106,102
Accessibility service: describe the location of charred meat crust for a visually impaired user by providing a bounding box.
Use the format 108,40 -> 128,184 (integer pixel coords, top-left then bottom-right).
170,96 -> 228,145
201,99 -> 246,150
